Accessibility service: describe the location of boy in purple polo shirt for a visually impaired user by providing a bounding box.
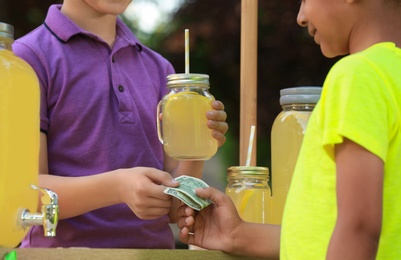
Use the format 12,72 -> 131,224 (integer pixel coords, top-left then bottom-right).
13,1 -> 228,248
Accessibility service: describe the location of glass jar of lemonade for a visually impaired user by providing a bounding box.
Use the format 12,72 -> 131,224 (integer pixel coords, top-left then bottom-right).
270,86 -> 321,224
226,166 -> 272,224
0,22 -> 40,247
157,73 -> 217,160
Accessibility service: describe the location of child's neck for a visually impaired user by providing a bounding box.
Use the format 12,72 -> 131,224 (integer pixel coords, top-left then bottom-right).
348,8 -> 401,54
61,4 -> 117,47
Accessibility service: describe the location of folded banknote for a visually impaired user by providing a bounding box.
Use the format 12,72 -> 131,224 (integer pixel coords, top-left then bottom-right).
164,175 -> 211,211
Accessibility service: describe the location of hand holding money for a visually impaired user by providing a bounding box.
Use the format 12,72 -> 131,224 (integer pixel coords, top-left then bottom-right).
164,175 -> 211,211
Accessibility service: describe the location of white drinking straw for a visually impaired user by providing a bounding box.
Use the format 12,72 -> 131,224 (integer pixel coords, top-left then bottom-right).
245,125 -> 256,166
185,29 -> 190,74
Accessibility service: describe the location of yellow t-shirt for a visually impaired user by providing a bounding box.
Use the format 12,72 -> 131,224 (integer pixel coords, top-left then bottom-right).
281,42 -> 401,259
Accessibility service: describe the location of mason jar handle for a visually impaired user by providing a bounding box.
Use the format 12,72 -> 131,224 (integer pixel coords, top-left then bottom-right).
156,100 -> 164,144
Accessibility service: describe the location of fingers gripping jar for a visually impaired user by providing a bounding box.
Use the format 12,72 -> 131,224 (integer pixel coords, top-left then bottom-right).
157,73 -> 218,160
270,86 -> 322,224
226,166 -> 272,224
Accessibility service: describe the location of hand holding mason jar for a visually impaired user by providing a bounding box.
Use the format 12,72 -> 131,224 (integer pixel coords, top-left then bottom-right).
157,73 -> 218,160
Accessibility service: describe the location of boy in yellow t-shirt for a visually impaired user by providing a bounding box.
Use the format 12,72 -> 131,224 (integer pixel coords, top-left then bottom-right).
176,0 -> 401,259
281,42 -> 401,259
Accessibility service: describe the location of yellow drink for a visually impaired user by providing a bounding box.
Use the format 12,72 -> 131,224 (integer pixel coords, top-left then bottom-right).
226,166 -> 273,224
0,47 -> 40,247
270,110 -> 310,224
270,86 -> 321,225
226,188 -> 272,224
161,91 -> 217,160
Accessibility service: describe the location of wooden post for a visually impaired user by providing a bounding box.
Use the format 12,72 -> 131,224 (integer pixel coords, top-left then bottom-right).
240,0 -> 258,166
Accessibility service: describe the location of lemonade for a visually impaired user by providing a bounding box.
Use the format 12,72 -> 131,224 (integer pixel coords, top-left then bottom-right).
226,166 -> 273,224
270,86 -> 321,225
226,188 -> 272,224
0,43 -> 40,247
270,110 -> 311,224
161,91 -> 217,160
157,73 -> 217,161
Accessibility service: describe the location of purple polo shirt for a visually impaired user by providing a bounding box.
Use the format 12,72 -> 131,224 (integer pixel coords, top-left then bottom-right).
13,4 -> 175,248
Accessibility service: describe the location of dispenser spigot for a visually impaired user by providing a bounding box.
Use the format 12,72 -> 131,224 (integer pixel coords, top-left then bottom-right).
20,185 -> 59,237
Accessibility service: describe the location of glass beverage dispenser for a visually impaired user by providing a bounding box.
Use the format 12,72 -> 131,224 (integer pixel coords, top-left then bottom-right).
0,22 -> 59,247
270,86 -> 321,224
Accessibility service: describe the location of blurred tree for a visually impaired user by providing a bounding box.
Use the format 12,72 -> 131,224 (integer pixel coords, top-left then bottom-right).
0,0 -> 61,38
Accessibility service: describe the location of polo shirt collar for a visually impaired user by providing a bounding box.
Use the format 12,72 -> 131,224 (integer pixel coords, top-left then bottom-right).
44,4 -> 140,48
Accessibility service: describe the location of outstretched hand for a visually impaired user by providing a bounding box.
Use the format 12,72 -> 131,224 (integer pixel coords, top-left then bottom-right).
177,186 -> 243,253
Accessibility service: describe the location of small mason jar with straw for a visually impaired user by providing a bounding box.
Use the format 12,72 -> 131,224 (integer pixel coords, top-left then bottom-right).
157,29 -> 217,160
225,126 -> 273,224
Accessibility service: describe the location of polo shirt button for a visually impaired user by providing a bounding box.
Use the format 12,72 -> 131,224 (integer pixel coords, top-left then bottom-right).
118,85 -> 125,92
112,56 -> 116,62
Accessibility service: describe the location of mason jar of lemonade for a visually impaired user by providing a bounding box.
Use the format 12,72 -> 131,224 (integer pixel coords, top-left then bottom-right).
157,73 -> 217,160
0,22 -> 40,247
226,166 -> 272,224
270,86 -> 322,224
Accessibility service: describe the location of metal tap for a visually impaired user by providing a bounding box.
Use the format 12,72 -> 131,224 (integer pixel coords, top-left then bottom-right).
19,185 -> 59,236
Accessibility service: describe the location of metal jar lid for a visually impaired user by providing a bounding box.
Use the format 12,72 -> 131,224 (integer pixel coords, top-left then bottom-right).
280,86 -> 322,105
167,73 -> 210,88
227,166 -> 270,179
0,22 -> 14,39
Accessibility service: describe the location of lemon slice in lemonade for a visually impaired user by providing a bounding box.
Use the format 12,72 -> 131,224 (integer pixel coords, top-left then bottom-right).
238,189 -> 255,217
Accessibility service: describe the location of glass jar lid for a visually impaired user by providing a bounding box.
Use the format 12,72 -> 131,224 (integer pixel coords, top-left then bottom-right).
280,86 -> 322,105
0,22 -> 14,39
167,73 -> 210,88
227,166 -> 270,179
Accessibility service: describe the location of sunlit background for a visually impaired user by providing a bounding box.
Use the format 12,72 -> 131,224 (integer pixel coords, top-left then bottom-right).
124,0 -> 186,33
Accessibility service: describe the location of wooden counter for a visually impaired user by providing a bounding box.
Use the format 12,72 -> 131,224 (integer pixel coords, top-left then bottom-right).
0,248 -> 264,260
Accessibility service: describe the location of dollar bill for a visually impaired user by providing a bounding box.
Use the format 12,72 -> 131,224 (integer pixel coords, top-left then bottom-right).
164,187 -> 204,211
164,175 -> 211,211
